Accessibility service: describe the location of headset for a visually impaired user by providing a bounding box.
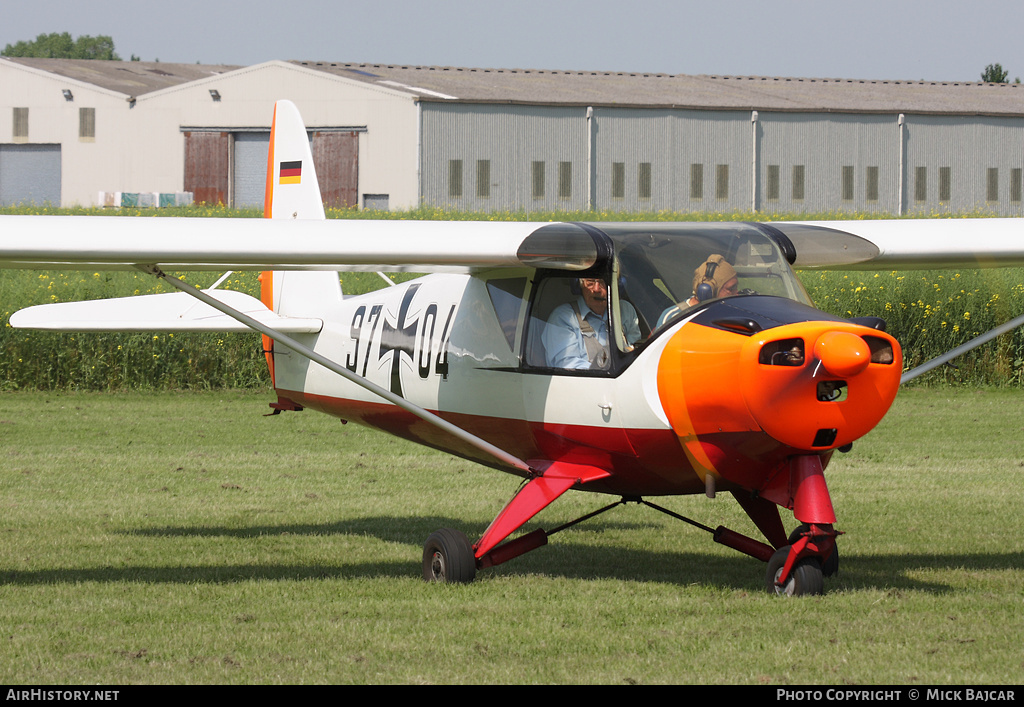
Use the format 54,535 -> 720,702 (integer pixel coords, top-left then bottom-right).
694,261 -> 719,302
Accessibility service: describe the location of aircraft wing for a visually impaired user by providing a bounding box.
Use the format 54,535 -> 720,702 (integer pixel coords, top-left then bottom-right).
0,216 -> 597,273
5,215 -> 1022,273
8,289 -> 322,333
770,218 -> 1024,269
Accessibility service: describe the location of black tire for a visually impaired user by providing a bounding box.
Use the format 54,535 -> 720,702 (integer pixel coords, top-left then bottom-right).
788,524 -> 839,578
422,528 -> 477,584
765,545 -> 824,596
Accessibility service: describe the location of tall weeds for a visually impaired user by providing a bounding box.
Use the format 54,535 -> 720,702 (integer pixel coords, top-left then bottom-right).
1,206 -> 1021,388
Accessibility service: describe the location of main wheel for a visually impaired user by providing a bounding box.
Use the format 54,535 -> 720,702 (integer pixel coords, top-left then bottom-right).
765,545 -> 824,596
788,524 -> 839,577
422,528 -> 477,583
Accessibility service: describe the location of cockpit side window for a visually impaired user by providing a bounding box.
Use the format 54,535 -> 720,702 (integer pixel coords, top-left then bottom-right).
523,274 -> 641,374
485,277 -> 528,352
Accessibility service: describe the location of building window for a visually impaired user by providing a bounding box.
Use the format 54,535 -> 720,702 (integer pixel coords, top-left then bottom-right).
715,164 -> 729,200
476,160 -> 490,198
939,167 -> 951,202
987,168 -> 999,202
558,161 -> 572,199
866,166 -> 879,201
532,161 -> 545,199
79,107 -> 95,141
915,167 -> 927,202
792,165 -> 805,201
841,166 -> 854,201
363,194 -> 389,210
690,163 -> 704,199
13,107 -> 28,140
611,162 -> 625,199
638,162 -> 652,200
766,165 -> 780,201
1011,168 -> 1022,203
448,160 -> 463,198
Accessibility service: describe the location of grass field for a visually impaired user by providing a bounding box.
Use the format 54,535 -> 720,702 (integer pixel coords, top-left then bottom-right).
1,388 -> 1021,685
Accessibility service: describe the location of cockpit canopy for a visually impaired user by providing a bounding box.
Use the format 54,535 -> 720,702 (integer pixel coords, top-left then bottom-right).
517,222 -> 813,374
606,222 -> 813,333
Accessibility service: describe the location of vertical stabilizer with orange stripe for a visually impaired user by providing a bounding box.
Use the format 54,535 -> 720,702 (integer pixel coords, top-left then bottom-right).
260,100 -> 344,385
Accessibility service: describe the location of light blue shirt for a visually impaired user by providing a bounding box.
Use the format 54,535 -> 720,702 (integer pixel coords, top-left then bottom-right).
542,296 -> 640,369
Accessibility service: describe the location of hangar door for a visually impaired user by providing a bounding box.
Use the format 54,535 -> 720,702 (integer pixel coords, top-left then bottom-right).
0,144 -> 61,206
234,132 -> 270,208
184,129 -> 359,209
311,130 -> 359,209
184,131 -> 229,205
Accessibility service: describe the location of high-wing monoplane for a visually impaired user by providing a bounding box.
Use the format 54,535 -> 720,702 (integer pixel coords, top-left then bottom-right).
4,101 -> 1023,595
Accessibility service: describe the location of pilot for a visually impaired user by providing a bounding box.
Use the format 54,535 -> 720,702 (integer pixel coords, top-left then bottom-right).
686,254 -> 739,306
657,255 -> 740,328
542,277 -> 641,370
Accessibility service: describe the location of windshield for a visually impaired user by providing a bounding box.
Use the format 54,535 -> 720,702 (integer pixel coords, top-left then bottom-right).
599,222 -> 814,339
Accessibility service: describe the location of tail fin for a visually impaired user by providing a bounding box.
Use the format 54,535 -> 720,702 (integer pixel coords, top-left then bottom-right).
259,100 -> 343,384
263,100 -> 326,221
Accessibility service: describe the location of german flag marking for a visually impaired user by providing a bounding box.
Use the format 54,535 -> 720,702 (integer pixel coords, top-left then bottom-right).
279,160 -> 302,185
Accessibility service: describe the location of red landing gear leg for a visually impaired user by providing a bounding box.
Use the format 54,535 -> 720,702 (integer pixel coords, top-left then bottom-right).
765,455 -> 842,596
421,462 -> 611,583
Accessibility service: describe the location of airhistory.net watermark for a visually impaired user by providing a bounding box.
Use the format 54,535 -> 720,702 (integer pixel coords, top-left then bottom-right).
6,691 -> 119,702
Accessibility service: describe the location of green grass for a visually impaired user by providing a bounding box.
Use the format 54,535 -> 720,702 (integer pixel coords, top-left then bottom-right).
1,388 -> 1021,684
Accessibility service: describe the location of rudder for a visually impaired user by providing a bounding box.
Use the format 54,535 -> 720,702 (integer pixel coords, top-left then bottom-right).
259,100 -> 343,385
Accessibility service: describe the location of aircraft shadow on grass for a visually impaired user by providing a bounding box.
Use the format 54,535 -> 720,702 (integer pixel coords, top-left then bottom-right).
1,515 -> 1020,593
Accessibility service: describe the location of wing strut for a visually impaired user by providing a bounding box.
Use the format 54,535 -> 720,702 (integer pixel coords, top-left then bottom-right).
901,309 -> 1024,384
140,265 -> 534,475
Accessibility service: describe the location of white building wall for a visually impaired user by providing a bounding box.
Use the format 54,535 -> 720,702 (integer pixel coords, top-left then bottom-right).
1,60 -> 421,209
137,61 -> 421,210
0,59 -> 132,206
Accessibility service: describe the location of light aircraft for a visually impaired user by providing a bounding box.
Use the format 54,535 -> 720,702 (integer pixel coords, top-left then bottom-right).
3,100 -> 1024,596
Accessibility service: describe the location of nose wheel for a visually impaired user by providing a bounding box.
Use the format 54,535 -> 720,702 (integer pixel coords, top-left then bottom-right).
789,523 -> 839,577
766,547 -> 824,596
765,524 -> 840,596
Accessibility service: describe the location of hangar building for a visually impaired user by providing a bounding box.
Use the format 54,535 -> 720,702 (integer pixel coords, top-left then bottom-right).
2,57 -> 1023,215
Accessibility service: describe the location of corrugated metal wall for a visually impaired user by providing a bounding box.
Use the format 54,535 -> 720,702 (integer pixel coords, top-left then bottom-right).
421,104 -> 588,211
420,104 -> 1024,216
593,108 -> 753,212
757,113 -> 898,214
903,115 -> 1024,214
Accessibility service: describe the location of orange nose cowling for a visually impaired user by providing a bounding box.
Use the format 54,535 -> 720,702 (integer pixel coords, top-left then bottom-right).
740,322 -> 902,451
658,321 -> 903,465
657,321 -> 763,483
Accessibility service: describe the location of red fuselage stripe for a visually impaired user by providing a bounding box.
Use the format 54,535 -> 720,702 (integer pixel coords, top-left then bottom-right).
275,388 -> 705,496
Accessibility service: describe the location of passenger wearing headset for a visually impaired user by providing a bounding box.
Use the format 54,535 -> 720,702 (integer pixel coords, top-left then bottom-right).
542,277 -> 641,370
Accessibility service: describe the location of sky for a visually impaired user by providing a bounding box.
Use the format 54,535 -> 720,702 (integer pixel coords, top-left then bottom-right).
3,0 -> 1024,83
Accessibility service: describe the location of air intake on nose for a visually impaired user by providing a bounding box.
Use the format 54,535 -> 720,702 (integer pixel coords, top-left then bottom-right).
812,428 -> 838,447
759,338 -> 804,366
